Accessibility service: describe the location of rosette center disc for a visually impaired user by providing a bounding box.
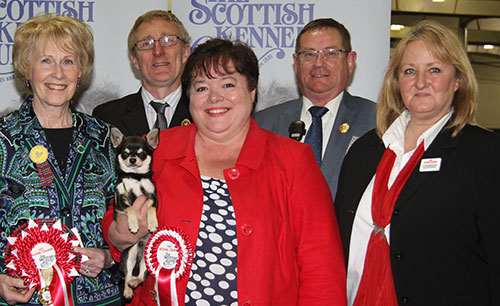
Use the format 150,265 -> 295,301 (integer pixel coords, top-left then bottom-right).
31,243 -> 56,270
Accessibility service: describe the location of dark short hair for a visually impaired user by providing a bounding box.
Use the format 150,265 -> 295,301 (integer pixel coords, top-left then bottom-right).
181,38 -> 259,103
295,18 -> 352,53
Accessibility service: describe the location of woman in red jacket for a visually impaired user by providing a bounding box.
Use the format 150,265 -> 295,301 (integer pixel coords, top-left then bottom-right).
103,38 -> 346,306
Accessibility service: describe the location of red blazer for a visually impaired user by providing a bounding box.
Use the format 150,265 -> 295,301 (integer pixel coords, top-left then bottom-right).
103,119 -> 346,306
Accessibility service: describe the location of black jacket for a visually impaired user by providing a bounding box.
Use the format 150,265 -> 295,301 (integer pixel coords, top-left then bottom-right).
335,124 -> 500,305
92,89 -> 191,136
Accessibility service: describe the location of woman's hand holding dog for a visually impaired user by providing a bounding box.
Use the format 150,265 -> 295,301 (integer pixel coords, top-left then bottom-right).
73,247 -> 115,278
0,274 -> 36,305
109,195 -> 150,252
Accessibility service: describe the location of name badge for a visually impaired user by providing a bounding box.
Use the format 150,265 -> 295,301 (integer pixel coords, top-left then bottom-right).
419,158 -> 441,172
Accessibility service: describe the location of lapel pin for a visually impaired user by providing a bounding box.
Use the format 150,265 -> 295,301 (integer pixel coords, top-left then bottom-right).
30,145 -> 48,164
338,123 -> 349,134
181,119 -> 191,126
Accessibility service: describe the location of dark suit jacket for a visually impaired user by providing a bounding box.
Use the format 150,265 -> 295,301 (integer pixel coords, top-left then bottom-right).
92,89 -> 192,136
253,91 -> 376,199
335,124 -> 500,305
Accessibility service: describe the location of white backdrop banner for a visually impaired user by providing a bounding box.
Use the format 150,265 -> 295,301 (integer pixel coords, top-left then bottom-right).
172,0 -> 391,111
0,0 -> 167,114
0,0 -> 390,114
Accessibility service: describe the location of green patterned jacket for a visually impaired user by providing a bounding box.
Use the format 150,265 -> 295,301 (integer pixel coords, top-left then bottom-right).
0,97 -> 121,306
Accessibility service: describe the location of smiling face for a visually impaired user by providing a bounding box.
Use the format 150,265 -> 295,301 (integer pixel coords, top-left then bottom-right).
189,62 -> 255,143
130,18 -> 190,98
398,40 -> 459,125
293,27 -> 356,106
29,40 -> 80,109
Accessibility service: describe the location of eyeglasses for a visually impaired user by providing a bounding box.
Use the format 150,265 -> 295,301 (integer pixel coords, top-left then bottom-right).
134,35 -> 185,51
296,48 -> 349,61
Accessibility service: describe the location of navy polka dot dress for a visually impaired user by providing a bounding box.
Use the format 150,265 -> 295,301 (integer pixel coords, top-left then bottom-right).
185,176 -> 238,306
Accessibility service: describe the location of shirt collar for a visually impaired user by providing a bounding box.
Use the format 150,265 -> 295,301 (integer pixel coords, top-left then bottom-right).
301,91 -> 344,117
382,109 -> 453,155
141,86 -> 182,109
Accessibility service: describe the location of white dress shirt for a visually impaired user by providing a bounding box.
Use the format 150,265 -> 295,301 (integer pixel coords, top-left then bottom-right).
300,92 -> 343,159
141,86 -> 182,129
346,110 -> 453,305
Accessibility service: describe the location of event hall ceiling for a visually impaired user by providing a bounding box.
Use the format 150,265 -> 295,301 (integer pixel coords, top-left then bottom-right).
391,0 -> 500,67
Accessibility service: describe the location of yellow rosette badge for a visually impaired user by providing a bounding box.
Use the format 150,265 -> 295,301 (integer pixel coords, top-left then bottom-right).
30,145 -> 49,164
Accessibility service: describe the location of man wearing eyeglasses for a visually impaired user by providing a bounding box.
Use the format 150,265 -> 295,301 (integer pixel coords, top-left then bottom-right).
93,10 -> 192,136
254,18 -> 376,199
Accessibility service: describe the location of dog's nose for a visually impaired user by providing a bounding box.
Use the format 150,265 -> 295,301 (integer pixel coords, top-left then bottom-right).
129,157 -> 136,164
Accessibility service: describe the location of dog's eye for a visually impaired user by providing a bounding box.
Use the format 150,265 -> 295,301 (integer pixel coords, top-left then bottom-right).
138,152 -> 147,160
121,152 -> 129,159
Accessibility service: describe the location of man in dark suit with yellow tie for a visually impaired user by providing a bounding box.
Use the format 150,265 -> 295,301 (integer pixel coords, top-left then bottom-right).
93,10 -> 192,136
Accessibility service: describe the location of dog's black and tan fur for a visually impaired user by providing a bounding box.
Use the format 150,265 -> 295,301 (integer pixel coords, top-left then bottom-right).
110,127 -> 159,300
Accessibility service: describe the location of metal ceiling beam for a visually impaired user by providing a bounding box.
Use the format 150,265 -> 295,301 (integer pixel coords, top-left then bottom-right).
393,0 -> 500,18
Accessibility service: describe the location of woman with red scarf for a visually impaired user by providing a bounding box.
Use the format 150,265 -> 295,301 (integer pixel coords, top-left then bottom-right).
335,20 -> 500,306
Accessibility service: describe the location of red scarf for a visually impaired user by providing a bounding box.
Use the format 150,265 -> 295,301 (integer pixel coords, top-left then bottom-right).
353,142 -> 425,306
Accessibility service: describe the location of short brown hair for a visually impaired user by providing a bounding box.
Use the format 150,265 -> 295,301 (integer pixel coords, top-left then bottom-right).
181,38 -> 259,104
13,13 -> 94,84
376,19 -> 478,137
295,18 -> 352,53
127,10 -> 191,54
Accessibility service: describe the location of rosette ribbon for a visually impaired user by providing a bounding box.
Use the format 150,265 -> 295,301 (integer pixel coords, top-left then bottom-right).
4,219 -> 84,306
145,227 -> 194,306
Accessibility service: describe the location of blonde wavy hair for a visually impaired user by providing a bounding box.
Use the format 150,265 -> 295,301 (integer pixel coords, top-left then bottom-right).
13,14 -> 94,87
376,19 -> 478,137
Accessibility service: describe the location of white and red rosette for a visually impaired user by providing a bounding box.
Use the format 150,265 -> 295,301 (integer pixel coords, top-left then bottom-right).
4,219 -> 83,306
145,226 -> 194,306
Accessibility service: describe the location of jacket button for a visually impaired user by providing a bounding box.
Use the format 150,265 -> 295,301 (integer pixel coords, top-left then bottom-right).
241,224 -> 253,236
242,301 -> 252,306
227,168 -> 240,180
393,209 -> 400,216
394,251 -> 402,261
11,185 -> 20,194
401,296 -> 409,303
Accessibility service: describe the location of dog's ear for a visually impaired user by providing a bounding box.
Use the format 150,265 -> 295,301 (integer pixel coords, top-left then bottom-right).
146,128 -> 160,150
110,127 -> 124,148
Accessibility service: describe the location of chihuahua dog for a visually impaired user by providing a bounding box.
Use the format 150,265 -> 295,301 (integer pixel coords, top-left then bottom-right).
110,127 -> 159,299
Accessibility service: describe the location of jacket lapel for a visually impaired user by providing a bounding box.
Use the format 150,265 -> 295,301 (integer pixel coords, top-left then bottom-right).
122,90 -> 150,136
169,92 -> 192,127
321,92 -> 357,180
277,98 -> 303,137
394,124 -> 461,209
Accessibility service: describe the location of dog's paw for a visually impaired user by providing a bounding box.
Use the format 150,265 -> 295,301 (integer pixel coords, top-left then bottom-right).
147,206 -> 158,232
123,286 -> 134,300
125,206 -> 139,233
148,218 -> 158,232
129,225 -> 139,234
128,279 -> 145,289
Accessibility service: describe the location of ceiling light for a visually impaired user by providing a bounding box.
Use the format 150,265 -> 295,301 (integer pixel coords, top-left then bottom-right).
432,0 -> 445,2
483,44 -> 494,50
391,24 -> 405,31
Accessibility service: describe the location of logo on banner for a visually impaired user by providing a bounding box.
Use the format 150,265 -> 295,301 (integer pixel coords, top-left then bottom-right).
188,0 -> 316,68
0,0 -> 96,84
